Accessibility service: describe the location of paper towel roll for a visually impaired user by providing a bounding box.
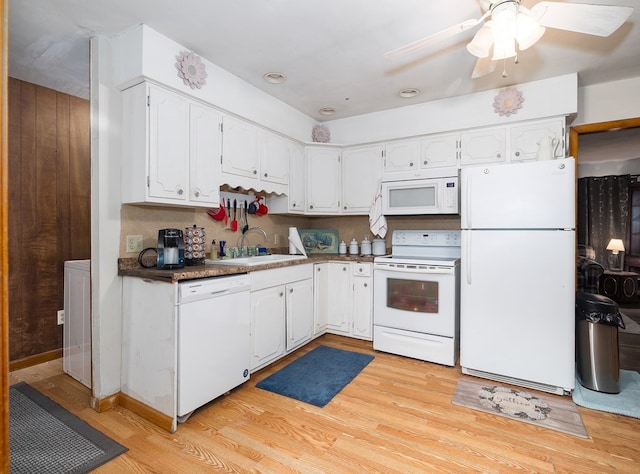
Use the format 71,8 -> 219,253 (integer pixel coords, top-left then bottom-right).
288,227 -> 307,256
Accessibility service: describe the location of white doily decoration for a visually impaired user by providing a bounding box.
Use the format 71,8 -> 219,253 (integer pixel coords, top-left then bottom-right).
176,51 -> 207,90
312,124 -> 330,143
493,86 -> 524,117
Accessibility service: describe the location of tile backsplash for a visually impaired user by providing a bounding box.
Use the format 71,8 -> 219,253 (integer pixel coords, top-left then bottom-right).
120,204 -> 461,258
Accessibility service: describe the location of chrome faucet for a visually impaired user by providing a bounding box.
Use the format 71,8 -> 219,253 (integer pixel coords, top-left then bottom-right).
238,227 -> 268,255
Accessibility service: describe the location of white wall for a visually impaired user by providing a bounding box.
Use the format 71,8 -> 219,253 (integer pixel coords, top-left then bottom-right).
324,74 -> 578,145
575,77 -> 640,126
90,36 -> 124,399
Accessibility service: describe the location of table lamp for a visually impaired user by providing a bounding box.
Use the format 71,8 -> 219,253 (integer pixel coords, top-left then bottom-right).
606,238 -> 625,271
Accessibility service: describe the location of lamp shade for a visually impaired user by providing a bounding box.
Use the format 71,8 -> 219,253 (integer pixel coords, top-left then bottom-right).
467,22 -> 494,58
606,238 -> 625,253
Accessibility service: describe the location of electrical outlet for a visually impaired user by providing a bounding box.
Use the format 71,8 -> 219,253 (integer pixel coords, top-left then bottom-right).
57,310 -> 65,325
126,235 -> 144,253
274,234 -> 280,245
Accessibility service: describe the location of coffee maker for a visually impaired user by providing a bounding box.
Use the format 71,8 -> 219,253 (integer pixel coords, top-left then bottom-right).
157,229 -> 185,269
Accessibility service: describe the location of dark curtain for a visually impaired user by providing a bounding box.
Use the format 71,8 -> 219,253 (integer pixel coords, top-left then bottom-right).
577,175 -> 631,267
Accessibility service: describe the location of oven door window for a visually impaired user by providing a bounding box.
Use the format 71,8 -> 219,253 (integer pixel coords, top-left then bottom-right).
387,278 -> 438,313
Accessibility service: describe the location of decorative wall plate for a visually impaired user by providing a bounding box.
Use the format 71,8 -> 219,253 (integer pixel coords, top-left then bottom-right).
176,51 -> 207,90
493,86 -> 524,117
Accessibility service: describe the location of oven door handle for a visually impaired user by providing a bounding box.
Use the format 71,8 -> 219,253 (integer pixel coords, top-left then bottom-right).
374,265 -> 454,275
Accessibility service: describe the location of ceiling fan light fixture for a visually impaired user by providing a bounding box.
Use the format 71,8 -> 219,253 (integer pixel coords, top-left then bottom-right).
491,7 -> 517,60
515,12 -> 545,50
467,22 -> 494,58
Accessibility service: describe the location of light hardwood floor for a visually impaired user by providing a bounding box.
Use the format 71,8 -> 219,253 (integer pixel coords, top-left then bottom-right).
9,334 -> 640,473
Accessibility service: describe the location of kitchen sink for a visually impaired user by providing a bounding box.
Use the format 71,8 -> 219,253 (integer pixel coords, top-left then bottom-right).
205,254 -> 308,266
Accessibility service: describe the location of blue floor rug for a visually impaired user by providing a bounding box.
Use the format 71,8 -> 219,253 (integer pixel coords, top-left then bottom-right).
572,370 -> 640,418
256,345 -> 374,407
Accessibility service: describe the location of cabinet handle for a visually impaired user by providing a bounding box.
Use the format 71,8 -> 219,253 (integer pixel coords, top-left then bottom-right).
423,160 -> 428,165
279,291 -> 284,297
364,283 -> 368,288
496,153 -> 501,158
264,172 -> 268,178
358,268 -> 363,273
309,205 -> 314,209
178,189 -> 184,195
343,267 -> 347,271
409,162 -> 414,167
292,202 -> 297,208
317,267 -> 321,272
253,169 -> 258,175
194,191 -> 200,197
289,288 -> 294,294
515,151 -> 520,157
343,205 -> 347,210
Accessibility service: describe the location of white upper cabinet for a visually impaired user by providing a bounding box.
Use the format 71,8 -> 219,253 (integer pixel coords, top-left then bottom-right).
459,127 -> 507,166
420,133 -> 458,168
190,103 -> 224,204
509,117 -> 565,162
121,82 -> 221,208
341,144 -> 383,214
221,115 -> 261,179
221,116 -> 290,194
384,139 -> 421,172
306,146 -> 341,214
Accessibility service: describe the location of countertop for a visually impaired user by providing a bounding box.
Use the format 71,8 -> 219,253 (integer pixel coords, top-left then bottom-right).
118,254 -> 379,282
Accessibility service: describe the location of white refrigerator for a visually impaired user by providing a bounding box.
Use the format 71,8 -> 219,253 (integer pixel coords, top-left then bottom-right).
460,158 -> 576,395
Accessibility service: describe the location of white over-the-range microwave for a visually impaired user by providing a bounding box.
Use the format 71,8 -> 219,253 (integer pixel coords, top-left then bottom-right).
381,166 -> 459,215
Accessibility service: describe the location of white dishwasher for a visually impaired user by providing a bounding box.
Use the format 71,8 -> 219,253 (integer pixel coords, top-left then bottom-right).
177,274 -> 251,419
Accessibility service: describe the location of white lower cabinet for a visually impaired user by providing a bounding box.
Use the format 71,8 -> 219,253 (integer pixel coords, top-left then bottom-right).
250,264 -> 314,372
314,262 -> 373,341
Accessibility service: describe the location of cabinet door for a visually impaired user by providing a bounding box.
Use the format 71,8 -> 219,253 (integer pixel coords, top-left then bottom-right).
261,131 -> 290,185
313,264 -> 328,335
306,147 -> 341,214
510,118 -> 565,162
342,145 -> 383,214
148,86 -> 190,201
420,133 -> 458,168
189,104 -> 222,206
326,263 -> 351,334
286,278 -> 314,351
250,286 -> 286,371
222,115 -> 260,179
352,267 -> 373,341
384,139 -> 420,173
459,127 -> 506,166
288,142 -> 305,213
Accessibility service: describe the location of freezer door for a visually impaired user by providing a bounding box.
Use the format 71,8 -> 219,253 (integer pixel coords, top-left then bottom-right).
461,158 -> 575,229
460,229 -> 575,390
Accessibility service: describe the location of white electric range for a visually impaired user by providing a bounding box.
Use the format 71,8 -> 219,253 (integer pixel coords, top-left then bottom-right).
373,230 -> 461,366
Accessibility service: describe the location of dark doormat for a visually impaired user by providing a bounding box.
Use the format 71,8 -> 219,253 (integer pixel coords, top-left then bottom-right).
10,382 -> 128,473
256,345 -> 374,407
452,377 -> 588,438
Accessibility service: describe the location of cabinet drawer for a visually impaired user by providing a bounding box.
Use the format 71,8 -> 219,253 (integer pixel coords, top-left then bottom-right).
352,263 -> 371,277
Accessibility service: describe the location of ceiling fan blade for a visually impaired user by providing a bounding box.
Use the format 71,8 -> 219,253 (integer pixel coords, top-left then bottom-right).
385,17 -> 487,59
471,56 -> 496,79
530,1 -> 633,37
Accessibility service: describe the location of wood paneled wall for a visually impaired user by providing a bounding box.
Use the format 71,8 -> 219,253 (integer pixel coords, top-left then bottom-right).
7,78 -> 90,362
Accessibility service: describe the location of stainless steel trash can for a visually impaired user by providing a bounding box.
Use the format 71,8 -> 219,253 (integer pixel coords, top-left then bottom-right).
575,292 -> 624,394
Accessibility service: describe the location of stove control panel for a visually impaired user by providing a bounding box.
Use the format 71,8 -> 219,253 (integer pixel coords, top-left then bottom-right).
391,230 -> 461,247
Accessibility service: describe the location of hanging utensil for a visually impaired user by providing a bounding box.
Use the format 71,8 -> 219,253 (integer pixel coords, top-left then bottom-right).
225,198 -> 231,227
231,199 -> 238,232
242,200 -> 249,234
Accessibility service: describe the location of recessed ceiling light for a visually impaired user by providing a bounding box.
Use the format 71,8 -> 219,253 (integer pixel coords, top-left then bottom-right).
398,88 -> 420,98
319,108 -> 336,115
263,72 -> 287,84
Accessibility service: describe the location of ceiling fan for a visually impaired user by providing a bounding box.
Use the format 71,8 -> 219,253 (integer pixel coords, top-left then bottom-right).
385,0 -> 634,78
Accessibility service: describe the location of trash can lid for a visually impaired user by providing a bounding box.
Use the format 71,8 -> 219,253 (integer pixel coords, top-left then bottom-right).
576,292 -> 618,313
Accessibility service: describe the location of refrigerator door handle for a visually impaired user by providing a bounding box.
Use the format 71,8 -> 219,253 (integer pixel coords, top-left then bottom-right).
466,232 -> 472,285
465,175 -> 472,229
